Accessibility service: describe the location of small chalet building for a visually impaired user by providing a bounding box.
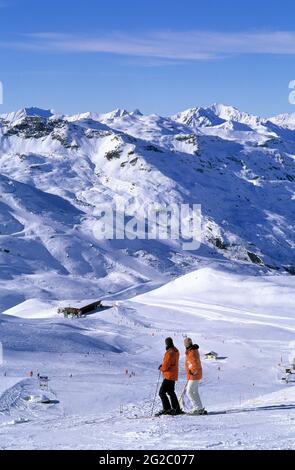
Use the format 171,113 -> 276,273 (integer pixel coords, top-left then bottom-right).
58,300 -> 102,318
205,351 -> 218,360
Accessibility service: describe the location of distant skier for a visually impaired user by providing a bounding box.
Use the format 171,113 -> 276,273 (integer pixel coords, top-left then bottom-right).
184,337 -> 207,415
156,337 -> 183,416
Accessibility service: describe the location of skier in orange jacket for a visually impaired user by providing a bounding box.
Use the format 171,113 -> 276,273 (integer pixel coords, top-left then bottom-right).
156,337 -> 183,416
184,337 -> 207,415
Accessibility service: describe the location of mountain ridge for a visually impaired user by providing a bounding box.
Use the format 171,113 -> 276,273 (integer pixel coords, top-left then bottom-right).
0,103 -> 294,311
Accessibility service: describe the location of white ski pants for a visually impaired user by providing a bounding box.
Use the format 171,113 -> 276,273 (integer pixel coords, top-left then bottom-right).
186,380 -> 203,411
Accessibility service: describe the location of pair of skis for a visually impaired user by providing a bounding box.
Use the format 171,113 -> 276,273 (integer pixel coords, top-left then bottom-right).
126,403 -> 295,420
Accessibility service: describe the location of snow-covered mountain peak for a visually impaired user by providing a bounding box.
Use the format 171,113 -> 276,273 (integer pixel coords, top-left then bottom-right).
171,106 -> 225,128
66,111 -> 101,123
208,103 -> 262,127
130,108 -> 143,117
269,112 -> 295,130
1,107 -> 55,124
101,108 -> 131,121
66,109 -> 143,126
172,103 -> 262,130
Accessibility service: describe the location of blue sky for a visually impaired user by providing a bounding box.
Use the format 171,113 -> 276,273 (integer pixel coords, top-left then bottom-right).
1,0 -> 295,116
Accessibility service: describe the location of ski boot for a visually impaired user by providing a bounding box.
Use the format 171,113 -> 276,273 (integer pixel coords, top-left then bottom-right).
188,408 -> 208,416
154,409 -> 172,417
170,408 -> 185,416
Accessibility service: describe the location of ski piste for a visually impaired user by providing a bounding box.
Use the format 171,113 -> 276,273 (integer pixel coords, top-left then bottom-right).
125,403 -> 295,420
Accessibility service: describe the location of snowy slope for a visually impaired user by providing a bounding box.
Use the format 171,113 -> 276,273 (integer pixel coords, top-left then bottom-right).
0,267 -> 294,449
1,103 -> 294,450
0,104 -> 295,312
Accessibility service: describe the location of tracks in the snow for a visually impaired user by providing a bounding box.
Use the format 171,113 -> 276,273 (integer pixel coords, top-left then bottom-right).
123,403 -> 295,420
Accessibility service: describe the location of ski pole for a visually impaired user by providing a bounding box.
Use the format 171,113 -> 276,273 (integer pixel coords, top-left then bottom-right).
179,380 -> 188,410
151,370 -> 161,417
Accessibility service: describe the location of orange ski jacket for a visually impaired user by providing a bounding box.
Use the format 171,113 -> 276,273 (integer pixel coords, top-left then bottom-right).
160,346 -> 179,381
185,345 -> 203,380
